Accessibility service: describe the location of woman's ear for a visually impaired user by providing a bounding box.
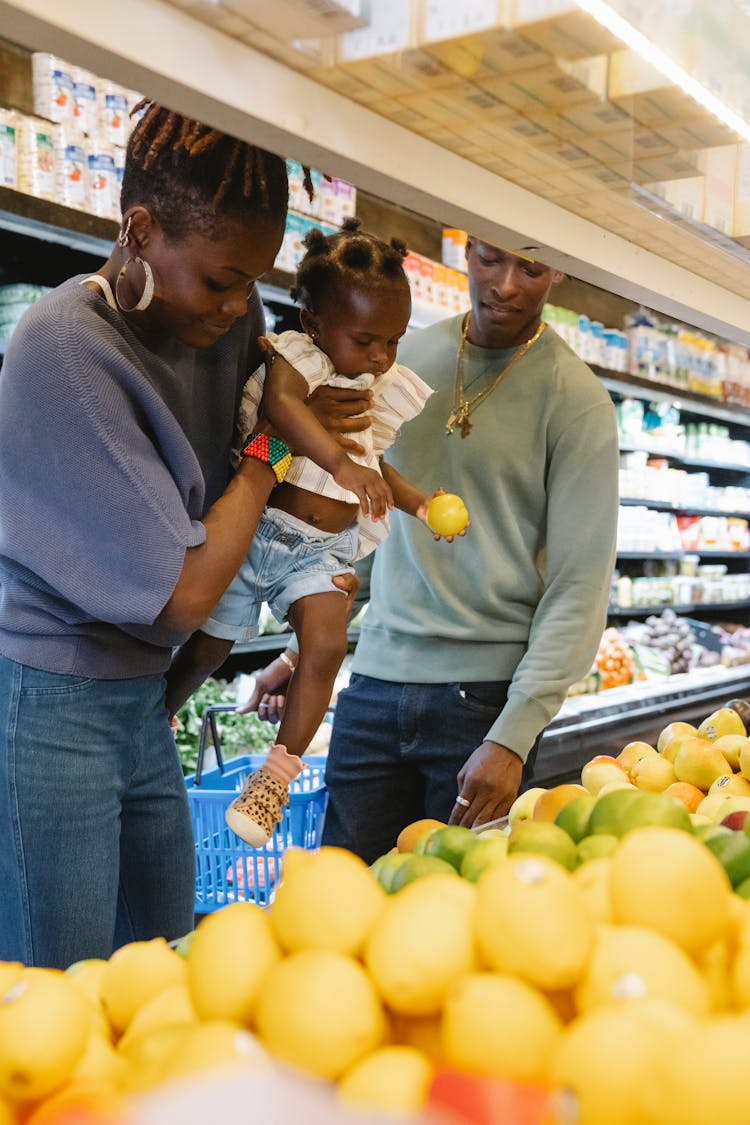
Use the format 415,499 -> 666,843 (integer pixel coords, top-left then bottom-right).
126,206 -> 155,251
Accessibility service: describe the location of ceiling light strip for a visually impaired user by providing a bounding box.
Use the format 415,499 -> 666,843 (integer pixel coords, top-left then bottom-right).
575,0 -> 750,143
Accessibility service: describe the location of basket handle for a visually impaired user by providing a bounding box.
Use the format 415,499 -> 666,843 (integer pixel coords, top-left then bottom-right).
194,703 -> 237,786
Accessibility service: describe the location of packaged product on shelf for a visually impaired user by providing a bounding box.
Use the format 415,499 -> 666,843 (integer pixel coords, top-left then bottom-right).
31,52 -> 74,126
16,115 -> 60,202
86,139 -> 118,219
99,81 -> 130,149
58,126 -> 87,210
72,66 -> 99,139
275,212 -> 338,274
0,107 -> 18,189
441,228 -> 467,271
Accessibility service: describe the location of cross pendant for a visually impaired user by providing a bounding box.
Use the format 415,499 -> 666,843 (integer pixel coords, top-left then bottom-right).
457,405 -> 472,438
445,410 -> 457,435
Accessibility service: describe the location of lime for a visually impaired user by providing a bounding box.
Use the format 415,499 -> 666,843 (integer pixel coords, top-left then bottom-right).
555,795 -> 596,842
703,831 -> 750,889
370,852 -> 411,894
586,789 -> 645,838
576,834 -> 618,865
507,820 -> 578,872
389,854 -> 458,893
735,875 -> 750,899
416,825 -> 477,871
460,835 -> 508,882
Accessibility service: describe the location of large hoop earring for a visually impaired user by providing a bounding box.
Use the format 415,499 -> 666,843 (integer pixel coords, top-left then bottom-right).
115,257 -> 154,313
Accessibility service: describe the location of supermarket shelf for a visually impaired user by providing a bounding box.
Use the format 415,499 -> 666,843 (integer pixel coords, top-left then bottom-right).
536,664 -> 750,787
608,601 -> 750,617
0,185 -> 116,255
619,440 -> 750,473
617,550 -> 750,559
619,498 -> 750,520
598,369 -> 750,428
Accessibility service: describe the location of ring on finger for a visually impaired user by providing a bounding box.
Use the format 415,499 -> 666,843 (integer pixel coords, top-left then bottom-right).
455,795 -> 470,808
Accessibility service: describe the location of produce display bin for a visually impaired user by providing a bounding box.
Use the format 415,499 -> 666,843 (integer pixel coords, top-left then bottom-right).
185,705 -> 327,912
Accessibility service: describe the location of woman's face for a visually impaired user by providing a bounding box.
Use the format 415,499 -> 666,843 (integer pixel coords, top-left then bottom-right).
138,216 -> 284,348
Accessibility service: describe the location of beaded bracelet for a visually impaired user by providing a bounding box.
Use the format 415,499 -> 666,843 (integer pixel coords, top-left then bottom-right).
241,433 -> 292,484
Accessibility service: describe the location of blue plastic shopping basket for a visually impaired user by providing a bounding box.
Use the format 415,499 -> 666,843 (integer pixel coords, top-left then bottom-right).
185,705 -> 327,913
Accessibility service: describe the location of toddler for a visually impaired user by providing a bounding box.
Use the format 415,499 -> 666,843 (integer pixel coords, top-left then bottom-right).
166,220 -> 441,846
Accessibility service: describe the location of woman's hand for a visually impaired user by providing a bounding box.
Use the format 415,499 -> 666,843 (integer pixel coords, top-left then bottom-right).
307,386 -> 374,456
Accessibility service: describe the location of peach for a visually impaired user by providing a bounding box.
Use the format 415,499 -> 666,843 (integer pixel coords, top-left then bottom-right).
580,755 -> 629,796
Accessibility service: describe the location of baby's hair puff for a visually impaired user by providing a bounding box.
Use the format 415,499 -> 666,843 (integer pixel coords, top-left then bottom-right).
291,217 -> 410,312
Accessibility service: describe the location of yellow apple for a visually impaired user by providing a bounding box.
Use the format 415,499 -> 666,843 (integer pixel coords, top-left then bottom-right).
739,740 -> 750,782
630,753 -> 677,793
698,707 -> 746,741
507,787 -> 547,827
711,735 -> 750,772
673,738 -> 732,791
616,741 -> 657,779
597,780 -> 639,796
580,756 -> 630,796
696,794 -> 733,822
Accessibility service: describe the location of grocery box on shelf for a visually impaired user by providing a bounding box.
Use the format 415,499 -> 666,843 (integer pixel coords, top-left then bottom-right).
186,753 -> 327,914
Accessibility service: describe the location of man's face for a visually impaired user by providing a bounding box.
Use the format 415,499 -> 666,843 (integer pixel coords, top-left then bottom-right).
465,239 -> 562,348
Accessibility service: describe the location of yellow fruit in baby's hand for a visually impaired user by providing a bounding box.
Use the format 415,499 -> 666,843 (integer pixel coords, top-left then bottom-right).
0,970 -> 91,1104
338,1046 -> 434,1117
475,855 -> 594,990
100,938 -> 186,1037
610,827 -> 731,955
364,878 -> 475,1016
442,972 -> 562,1082
425,492 -> 469,536
255,950 -> 386,1080
699,707 -> 746,741
270,847 -> 385,956
187,901 -> 280,1025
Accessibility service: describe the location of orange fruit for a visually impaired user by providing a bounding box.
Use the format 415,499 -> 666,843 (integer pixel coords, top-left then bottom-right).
24,1082 -> 126,1125
665,782 -> 705,813
533,784 -> 588,822
397,820 -> 446,854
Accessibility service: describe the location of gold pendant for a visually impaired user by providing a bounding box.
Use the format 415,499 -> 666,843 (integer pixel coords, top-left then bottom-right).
445,410 -> 457,435
457,401 -> 471,438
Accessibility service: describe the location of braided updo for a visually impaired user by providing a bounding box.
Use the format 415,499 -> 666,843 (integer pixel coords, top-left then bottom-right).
292,218 -> 410,312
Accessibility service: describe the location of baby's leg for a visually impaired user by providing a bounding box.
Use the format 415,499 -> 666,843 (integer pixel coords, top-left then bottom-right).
279,590 -> 350,756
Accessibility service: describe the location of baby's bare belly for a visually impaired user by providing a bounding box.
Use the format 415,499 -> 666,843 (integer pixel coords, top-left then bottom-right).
271,482 -> 358,533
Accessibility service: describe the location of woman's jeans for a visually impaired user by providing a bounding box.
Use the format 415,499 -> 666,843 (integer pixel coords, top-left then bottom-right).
322,673 -> 542,864
0,656 -> 195,968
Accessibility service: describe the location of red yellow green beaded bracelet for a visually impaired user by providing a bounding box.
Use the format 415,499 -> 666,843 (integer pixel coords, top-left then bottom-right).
240,433 -> 292,484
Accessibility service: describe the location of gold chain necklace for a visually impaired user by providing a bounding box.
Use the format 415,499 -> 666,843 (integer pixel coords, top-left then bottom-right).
446,314 -> 547,438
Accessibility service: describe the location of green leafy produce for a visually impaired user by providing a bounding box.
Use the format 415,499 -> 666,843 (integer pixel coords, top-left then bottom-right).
174,678 -> 278,775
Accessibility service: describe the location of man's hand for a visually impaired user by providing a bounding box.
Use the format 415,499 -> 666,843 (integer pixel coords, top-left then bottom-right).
307,386 -> 374,456
448,741 -> 524,828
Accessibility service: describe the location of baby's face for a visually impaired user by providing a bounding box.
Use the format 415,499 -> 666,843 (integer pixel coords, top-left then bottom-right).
309,282 -> 411,378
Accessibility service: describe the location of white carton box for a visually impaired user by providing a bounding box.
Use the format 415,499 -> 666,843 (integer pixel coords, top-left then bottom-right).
228,0 -> 365,41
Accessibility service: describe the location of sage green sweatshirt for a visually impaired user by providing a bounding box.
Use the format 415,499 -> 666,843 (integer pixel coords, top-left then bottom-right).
351,314 -> 619,761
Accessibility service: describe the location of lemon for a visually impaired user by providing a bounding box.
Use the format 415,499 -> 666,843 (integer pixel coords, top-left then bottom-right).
338,1046 -> 434,1118
641,1014 -> 750,1125
23,1082 -> 127,1125
389,854 -> 458,892
100,938 -> 186,1037
696,939 -> 733,1011
394,873 -> 476,910
442,972 -> 562,1082
364,877 -> 476,1016
730,927 -> 750,1008
117,984 -> 197,1053
698,707 -> 746,741
610,827 -> 731,955
576,834 -> 618,865
507,820 -> 578,871
255,950 -> 386,1080
425,493 -> 469,536
657,721 -> 698,753
475,856 -> 594,990
117,1025 -> 189,1093
0,970 -> 91,1103
574,924 -> 710,1017
0,1097 -> 13,1125
70,1030 -> 128,1086
388,1012 -> 445,1064
572,857 -> 614,924
270,847 -> 385,956
551,999 -> 696,1125
159,1020 -> 268,1083
187,902 -> 280,1025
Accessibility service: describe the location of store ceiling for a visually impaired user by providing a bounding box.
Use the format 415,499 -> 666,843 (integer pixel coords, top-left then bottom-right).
163,0 -> 750,300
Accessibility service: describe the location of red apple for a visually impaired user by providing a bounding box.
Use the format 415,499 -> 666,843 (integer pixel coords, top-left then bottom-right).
720,810 -> 750,832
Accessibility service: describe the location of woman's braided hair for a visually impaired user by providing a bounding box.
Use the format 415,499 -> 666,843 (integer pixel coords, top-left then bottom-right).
120,101 -> 288,240
292,218 -> 410,311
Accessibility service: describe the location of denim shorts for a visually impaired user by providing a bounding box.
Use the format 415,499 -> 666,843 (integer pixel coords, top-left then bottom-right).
204,507 -> 358,642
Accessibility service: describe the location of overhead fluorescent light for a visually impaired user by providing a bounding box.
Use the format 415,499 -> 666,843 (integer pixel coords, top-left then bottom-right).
575,0 -> 750,143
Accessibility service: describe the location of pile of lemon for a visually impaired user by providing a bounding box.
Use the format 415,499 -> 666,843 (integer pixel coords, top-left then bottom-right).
4,831 -> 750,1125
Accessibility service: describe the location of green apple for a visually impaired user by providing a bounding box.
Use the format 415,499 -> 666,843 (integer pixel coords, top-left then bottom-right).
507,787 -> 547,826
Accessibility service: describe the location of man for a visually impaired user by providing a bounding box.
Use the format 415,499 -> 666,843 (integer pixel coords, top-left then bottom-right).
252,238 -> 619,863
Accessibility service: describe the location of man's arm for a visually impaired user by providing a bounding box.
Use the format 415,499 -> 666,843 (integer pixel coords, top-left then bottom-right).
451,398 -> 619,826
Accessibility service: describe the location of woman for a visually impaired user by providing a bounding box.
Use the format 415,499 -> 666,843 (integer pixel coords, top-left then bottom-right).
0,103 -> 363,968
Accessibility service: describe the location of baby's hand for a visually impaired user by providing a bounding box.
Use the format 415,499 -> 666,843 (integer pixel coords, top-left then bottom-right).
334,460 -> 394,520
